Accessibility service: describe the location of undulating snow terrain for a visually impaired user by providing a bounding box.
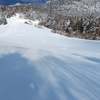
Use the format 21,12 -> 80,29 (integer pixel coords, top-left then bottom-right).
0,14 -> 100,100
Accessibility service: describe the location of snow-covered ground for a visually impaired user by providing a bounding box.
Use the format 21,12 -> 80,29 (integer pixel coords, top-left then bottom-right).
0,14 -> 100,100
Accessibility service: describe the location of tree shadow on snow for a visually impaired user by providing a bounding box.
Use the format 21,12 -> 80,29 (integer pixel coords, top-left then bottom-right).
0,50 -> 100,100
0,53 -> 39,100
72,53 -> 100,64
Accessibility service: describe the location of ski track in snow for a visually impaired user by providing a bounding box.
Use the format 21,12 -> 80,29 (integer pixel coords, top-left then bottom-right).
0,14 -> 100,100
0,15 -> 19,37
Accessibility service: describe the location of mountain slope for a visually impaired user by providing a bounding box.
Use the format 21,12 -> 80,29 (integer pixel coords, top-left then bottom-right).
0,14 -> 100,100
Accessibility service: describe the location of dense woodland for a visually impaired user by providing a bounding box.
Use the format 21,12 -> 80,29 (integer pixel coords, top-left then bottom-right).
0,0 -> 100,40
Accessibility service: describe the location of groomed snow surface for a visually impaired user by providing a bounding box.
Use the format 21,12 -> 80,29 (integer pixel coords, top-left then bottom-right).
0,14 -> 100,100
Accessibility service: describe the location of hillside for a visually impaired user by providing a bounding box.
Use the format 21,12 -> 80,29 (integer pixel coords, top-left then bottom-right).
0,0 -> 100,100
0,0 -> 100,40
0,14 -> 100,100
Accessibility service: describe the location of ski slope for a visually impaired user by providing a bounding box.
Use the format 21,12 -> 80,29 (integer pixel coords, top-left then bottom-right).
0,14 -> 100,100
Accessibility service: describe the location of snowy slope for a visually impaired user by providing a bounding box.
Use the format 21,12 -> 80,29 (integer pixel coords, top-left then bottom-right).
0,14 -> 100,100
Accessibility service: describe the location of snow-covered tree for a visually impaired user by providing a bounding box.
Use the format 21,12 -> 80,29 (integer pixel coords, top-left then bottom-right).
0,12 -> 7,25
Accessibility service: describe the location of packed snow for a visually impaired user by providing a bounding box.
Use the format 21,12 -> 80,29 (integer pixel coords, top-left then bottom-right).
0,14 -> 100,100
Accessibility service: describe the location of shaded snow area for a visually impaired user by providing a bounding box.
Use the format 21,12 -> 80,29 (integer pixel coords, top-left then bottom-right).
0,14 -> 100,100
